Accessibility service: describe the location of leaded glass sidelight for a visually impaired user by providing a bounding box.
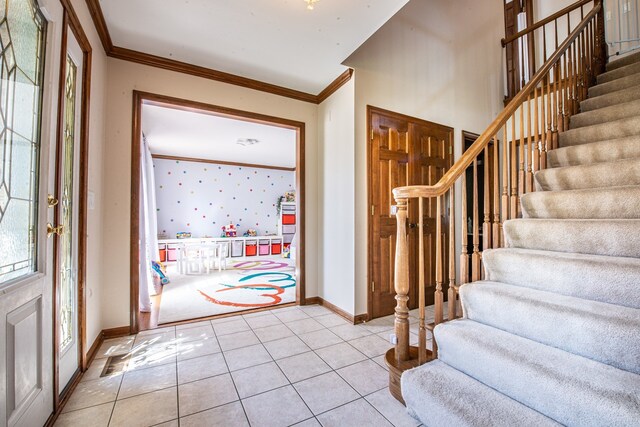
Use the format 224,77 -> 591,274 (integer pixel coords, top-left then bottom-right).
59,55 -> 76,351
0,0 -> 46,284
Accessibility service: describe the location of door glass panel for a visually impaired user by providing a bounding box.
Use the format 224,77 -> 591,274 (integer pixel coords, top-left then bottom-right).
0,0 -> 47,285
59,55 -> 76,351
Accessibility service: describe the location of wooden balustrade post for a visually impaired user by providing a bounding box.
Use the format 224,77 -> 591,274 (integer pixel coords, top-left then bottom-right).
493,138 -> 501,248
460,173 -> 469,285
435,196 -> 444,326
483,146 -> 491,252
418,198 -> 427,364
510,116 -> 518,219
501,126 -> 510,243
595,1 -> 607,75
393,197 -> 410,363
526,94 -> 534,193
448,188 -> 457,320
472,159 -> 481,281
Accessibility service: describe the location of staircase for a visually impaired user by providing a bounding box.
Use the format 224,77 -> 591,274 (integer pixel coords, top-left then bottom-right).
400,40 -> 640,427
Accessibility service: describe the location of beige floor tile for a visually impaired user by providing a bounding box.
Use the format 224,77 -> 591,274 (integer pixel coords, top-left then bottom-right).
178,352 -> 228,384
137,325 -> 175,336
314,314 -> 349,328
372,354 -> 390,371
177,337 -> 220,361
349,334 -> 392,358
286,318 -> 324,335
110,387 -> 178,427
292,419 -> 322,427
316,398 -> 392,427
119,362 -> 177,399
244,312 -> 283,329
180,401 -> 249,427
80,357 -> 111,382
178,373 -> 238,416
293,372 -> 359,415
95,336 -> 135,359
176,320 -> 213,330
231,361 -> 289,398
211,314 -> 246,324
263,336 -> 310,360
314,342 -> 368,370
212,318 -> 251,336
329,324 -> 372,341
297,329 -> 343,350
134,330 -> 176,347
153,420 -> 179,427
224,343 -> 273,371
176,324 -> 215,342
365,389 -> 421,427
359,317 -> 395,334
337,360 -> 388,395
62,376 -> 121,412
299,305 -> 333,317
242,385 -> 313,427
253,323 -> 295,342
54,402 -> 113,427
127,342 -> 177,371
273,309 -> 310,323
217,330 -> 260,351
276,352 -> 331,383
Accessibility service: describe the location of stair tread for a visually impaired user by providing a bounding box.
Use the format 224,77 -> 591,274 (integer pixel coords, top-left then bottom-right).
503,218 -> 640,257
402,360 -> 561,427
521,185 -> 640,219
559,115 -> 640,148
607,50 -> 640,71
435,320 -> 640,427
460,281 -> 640,374
534,156 -> 640,191
588,71 -> 640,97
581,82 -> 640,112
483,247 -> 640,309
548,135 -> 640,167
570,98 -> 640,129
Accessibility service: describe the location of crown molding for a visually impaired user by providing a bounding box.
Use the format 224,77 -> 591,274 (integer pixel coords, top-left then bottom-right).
84,0 -> 353,104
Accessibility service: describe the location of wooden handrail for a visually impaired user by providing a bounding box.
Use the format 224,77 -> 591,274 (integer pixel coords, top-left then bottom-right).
501,0 -> 593,46
392,2 -> 601,201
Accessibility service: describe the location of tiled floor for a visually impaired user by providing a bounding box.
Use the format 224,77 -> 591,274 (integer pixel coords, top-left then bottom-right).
55,305 -> 434,427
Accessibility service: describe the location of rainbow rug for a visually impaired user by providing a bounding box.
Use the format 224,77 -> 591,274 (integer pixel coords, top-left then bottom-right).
156,256 -> 296,324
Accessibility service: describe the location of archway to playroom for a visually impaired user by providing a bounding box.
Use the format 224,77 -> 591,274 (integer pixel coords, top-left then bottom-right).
130,91 -> 306,333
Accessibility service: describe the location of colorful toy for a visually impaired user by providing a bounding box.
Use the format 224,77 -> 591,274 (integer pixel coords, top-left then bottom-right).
285,191 -> 295,202
222,222 -> 238,237
243,229 -> 257,237
152,260 -> 170,284
176,231 -> 191,239
282,245 -> 291,259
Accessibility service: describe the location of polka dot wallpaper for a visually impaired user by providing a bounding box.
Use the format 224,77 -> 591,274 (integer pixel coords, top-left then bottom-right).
153,158 -> 295,238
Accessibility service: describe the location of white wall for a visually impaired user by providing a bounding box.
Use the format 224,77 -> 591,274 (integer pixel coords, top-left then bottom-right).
102,59 -> 319,328
344,0 -> 505,316
317,78 -> 355,314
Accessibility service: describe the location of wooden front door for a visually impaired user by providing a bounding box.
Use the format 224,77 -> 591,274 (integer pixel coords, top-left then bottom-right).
368,107 -> 453,320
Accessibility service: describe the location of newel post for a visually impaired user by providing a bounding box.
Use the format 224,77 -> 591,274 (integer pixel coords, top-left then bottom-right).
594,0 -> 607,75
393,197 -> 410,363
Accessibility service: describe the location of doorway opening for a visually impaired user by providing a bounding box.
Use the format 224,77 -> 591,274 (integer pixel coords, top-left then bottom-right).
131,92 -> 306,332
367,106 -> 453,320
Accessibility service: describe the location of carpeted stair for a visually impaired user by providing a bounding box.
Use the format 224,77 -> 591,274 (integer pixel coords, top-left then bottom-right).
402,52 -> 640,425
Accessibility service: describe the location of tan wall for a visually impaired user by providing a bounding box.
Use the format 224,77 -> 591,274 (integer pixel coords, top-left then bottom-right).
344,0 -> 505,315
102,59 -> 319,328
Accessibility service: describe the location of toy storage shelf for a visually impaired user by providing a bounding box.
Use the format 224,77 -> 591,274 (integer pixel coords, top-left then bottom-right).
279,202 -> 296,249
158,235 -> 283,262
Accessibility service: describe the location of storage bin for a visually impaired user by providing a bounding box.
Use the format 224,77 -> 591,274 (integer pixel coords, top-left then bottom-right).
245,240 -> 257,256
167,244 -> 179,262
158,244 -> 167,262
282,214 -> 296,225
282,204 -> 296,212
259,239 -> 270,255
231,240 -> 244,257
282,225 -> 296,235
271,239 -> 282,255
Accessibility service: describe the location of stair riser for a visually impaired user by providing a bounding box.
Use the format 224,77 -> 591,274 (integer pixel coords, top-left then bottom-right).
598,61 -> 640,84
548,136 -> 640,167
581,83 -> 640,112
521,187 -> 640,219
460,282 -> 640,375
483,248 -> 640,309
435,321 -> 640,427
559,117 -> 640,147
588,72 -> 640,97
570,100 -> 640,128
606,51 -> 640,71
534,158 -> 640,191
503,219 -> 640,257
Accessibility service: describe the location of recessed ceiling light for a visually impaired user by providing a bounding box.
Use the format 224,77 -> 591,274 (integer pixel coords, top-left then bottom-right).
237,138 -> 260,146
304,0 -> 320,10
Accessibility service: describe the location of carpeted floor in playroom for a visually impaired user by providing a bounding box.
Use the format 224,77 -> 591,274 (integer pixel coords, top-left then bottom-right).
157,255 -> 296,324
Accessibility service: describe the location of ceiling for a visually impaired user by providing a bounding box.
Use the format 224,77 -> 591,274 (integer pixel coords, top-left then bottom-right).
142,104 -> 297,168
99,0 -> 409,94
